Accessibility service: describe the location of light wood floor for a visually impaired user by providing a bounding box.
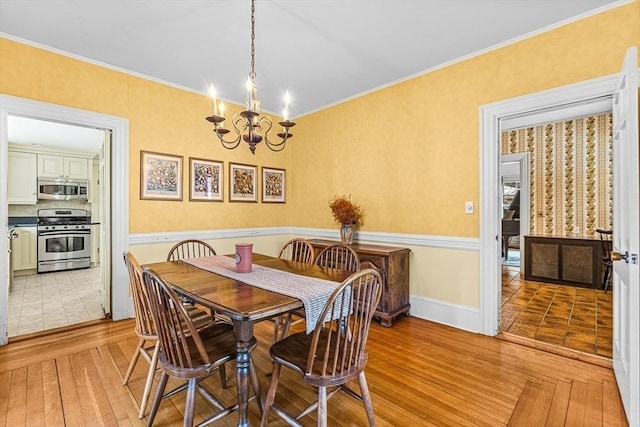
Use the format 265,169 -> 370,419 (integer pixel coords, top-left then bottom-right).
0,316 -> 628,426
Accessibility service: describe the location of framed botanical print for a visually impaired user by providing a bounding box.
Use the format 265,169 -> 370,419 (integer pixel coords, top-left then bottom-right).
189,157 -> 223,201
262,167 -> 286,203
229,162 -> 257,202
140,150 -> 183,201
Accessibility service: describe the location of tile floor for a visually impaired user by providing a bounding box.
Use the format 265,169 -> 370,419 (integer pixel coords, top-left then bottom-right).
501,265 -> 613,358
8,267 -> 104,337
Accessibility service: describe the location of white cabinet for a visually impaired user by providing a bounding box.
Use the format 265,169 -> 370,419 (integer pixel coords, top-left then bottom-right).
8,151 -> 37,204
38,154 -> 89,180
11,227 -> 37,271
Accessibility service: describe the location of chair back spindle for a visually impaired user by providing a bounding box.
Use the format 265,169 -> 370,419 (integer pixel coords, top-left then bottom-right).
315,244 -> 360,272
167,239 -> 216,261
306,269 -> 381,383
142,268 -> 211,371
124,252 -> 155,338
278,238 -> 315,264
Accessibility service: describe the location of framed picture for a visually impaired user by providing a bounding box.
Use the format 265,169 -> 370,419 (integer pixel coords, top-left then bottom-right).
229,163 -> 258,202
262,167 -> 286,203
140,150 -> 183,201
189,157 -> 223,201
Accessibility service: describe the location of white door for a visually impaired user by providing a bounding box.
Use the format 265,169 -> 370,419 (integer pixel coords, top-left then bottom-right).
100,130 -> 111,316
612,46 -> 639,426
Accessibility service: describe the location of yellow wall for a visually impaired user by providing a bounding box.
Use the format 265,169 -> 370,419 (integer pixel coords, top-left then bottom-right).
0,38 -> 294,234
292,2 -> 640,238
1,2 -> 639,309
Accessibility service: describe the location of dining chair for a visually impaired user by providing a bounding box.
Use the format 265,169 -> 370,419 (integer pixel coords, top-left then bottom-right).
122,251 -> 214,419
272,238 -> 316,342
166,239 -> 230,323
278,238 -> 315,265
260,269 -> 383,427
315,243 -> 360,272
596,229 -> 613,293
166,239 -> 216,261
142,267 -> 263,427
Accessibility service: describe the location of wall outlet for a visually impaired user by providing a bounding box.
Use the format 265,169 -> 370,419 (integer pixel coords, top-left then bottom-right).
465,201 -> 474,214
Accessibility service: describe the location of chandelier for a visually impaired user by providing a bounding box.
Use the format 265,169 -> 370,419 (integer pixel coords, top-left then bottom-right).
205,0 -> 295,154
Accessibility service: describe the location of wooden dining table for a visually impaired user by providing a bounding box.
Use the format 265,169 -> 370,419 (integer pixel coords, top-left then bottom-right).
143,253 -> 349,427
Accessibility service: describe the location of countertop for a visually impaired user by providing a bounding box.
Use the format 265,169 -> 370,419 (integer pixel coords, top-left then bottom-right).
8,216 -> 37,227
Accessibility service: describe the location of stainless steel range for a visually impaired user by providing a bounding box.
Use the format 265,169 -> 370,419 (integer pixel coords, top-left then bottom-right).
37,208 -> 92,273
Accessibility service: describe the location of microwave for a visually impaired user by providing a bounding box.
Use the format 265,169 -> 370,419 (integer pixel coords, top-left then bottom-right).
37,178 -> 89,201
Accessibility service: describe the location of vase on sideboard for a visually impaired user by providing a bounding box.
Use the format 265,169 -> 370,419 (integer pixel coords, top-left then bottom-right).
340,224 -> 355,244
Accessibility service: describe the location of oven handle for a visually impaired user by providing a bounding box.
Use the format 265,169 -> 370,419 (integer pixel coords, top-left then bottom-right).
38,229 -> 91,236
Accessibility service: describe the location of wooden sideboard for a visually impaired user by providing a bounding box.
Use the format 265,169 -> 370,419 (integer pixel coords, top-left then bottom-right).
523,234 -> 606,289
308,239 -> 410,327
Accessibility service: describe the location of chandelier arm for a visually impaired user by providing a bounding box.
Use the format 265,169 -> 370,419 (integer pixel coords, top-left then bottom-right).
257,115 -> 293,150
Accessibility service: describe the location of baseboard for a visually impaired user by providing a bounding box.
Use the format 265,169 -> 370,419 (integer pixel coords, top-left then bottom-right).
409,294 -> 481,333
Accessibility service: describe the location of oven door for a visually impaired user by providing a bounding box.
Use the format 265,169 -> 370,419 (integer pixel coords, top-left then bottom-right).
38,229 -> 91,261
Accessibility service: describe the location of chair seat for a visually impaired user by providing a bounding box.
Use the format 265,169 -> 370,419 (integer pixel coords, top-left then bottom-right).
271,329 -> 367,387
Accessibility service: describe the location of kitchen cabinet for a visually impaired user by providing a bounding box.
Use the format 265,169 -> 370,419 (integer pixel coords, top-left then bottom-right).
38,154 -> 89,180
8,151 -> 37,204
308,239 -> 411,327
11,227 -> 37,272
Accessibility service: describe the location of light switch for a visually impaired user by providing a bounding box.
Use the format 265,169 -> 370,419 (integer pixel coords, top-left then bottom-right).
465,201 -> 474,214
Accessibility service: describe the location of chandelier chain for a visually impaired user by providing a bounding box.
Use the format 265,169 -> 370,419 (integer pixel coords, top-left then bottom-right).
250,0 -> 256,79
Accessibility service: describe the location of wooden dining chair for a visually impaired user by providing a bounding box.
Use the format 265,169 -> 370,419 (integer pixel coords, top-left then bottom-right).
166,239 -> 216,261
122,251 -> 213,419
142,267 -> 263,427
272,238 -> 316,341
260,269 -> 383,427
315,243 -> 360,273
278,238 -> 315,265
596,229 -> 613,293
166,239 -> 230,323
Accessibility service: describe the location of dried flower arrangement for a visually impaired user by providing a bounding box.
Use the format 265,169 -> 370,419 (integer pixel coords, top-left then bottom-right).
329,194 -> 362,225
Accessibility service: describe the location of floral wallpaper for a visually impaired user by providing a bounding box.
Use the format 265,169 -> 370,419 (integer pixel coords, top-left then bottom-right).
501,113 -> 613,238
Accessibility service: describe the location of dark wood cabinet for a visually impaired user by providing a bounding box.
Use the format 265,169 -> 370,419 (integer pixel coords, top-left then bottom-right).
524,235 -> 605,288
308,239 -> 410,327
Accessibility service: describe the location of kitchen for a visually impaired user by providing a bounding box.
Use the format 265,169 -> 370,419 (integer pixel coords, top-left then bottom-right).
7,115 -> 107,338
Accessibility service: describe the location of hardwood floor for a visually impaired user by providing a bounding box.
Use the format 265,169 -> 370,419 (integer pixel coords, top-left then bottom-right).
502,265 -> 613,360
0,316 -> 628,426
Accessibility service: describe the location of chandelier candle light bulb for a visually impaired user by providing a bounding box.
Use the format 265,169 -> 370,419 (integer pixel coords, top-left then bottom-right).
209,84 -> 218,116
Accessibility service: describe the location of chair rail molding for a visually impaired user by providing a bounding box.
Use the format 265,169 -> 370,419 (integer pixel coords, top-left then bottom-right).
129,227 -> 480,251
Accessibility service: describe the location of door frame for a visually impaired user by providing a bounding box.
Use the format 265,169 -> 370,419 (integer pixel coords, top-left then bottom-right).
0,95 -> 131,345
500,152 -> 530,275
479,73 -> 624,336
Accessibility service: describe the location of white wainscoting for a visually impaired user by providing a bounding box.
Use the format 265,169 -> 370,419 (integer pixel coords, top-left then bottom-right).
129,227 -> 481,332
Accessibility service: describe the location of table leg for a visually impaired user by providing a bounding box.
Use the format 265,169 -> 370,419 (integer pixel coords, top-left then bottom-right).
234,320 -> 254,427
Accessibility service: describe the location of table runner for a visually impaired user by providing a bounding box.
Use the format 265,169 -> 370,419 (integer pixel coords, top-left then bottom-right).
182,255 -> 342,333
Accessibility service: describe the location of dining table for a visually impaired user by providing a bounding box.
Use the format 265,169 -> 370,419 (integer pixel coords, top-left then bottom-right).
143,252 -> 350,427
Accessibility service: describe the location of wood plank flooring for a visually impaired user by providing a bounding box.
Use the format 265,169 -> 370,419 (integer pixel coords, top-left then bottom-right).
0,316 -> 628,426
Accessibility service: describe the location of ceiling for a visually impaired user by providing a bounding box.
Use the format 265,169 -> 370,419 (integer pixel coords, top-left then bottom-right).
7,116 -> 103,154
0,0 -> 623,118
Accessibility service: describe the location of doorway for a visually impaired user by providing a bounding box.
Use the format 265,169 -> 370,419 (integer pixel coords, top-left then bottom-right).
478,75 -> 617,337
0,95 -> 131,346
497,112 -> 614,358
7,117 -> 107,338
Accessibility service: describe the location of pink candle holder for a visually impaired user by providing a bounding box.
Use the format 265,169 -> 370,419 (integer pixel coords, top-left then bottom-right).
235,243 -> 253,273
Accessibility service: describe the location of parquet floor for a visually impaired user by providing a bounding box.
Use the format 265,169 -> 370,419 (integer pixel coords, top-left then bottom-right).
501,266 -> 613,359
0,316 -> 628,426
